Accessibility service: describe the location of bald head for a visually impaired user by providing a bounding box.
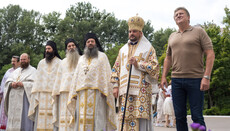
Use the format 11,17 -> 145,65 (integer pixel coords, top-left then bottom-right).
20,53 -> 30,69
20,53 -> 30,59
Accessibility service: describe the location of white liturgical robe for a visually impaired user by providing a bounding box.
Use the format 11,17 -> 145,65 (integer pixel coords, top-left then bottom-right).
52,58 -> 77,131
5,65 -> 36,131
67,52 -> 117,131
28,57 -> 61,130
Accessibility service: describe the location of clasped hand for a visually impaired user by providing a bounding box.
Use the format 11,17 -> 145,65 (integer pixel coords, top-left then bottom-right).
11,82 -> 23,88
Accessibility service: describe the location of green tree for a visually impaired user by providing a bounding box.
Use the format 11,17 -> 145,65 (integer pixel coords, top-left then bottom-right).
142,20 -> 154,43
55,17 -> 76,51
0,4 -> 45,72
203,22 -> 222,109
0,64 -> 11,81
152,28 -> 175,58
64,2 -> 115,50
42,11 -> 61,39
205,7 -> 230,110
0,5 -> 22,67
62,2 -> 156,53
115,20 -> 128,45
151,27 -> 175,82
105,43 -> 124,66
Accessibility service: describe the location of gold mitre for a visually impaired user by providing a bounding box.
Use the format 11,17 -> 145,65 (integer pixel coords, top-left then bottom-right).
128,14 -> 145,31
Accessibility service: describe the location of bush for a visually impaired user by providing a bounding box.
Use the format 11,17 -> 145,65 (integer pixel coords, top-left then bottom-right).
219,108 -> 230,115
203,107 -> 220,115
0,64 -> 11,81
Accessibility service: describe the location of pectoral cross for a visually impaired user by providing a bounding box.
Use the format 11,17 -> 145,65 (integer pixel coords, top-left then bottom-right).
84,67 -> 89,75
84,57 -> 92,75
16,68 -> 22,82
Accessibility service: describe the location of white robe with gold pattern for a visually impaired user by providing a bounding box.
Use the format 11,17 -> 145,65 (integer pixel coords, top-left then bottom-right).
5,65 -> 36,131
67,52 -> 117,131
28,57 -> 61,130
52,58 -> 77,131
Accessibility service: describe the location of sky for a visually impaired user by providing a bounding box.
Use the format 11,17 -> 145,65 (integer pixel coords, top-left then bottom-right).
0,0 -> 229,30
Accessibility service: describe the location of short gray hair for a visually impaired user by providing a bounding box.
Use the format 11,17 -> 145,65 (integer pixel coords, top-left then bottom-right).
12,55 -> 20,62
174,7 -> 190,17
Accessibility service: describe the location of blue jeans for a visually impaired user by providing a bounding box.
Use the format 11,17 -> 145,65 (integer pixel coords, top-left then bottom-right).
172,78 -> 206,131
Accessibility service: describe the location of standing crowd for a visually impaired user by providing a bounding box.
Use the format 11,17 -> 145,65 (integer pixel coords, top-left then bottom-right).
0,7 -> 214,131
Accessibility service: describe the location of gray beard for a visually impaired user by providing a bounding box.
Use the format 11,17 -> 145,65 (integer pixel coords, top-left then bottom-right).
66,49 -> 80,70
84,46 -> 98,59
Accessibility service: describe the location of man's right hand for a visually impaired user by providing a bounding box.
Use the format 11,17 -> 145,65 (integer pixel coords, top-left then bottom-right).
113,87 -> 119,98
11,82 -> 17,88
160,77 -> 168,92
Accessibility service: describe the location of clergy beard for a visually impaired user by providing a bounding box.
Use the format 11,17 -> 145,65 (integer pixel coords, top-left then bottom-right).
129,34 -> 138,42
66,49 -> 80,70
84,46 -> 98,59
20,62 -> 29,69
45,51 -> 55,63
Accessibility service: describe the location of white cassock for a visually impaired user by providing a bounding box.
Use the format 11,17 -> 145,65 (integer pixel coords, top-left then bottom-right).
0,67 -> 18,130
67,52 -> 117,131
163,85 -> 174,116
28,57 -> 61,130
52,58 -> 77,131
156,88 -> 165,123
4,65 -> 36,131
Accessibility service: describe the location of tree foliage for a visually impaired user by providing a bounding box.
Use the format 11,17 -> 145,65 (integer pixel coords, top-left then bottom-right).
203,7 -> 230,110
0,3 -> 229,114
0,5 -> 45,69
152,28 -> 175,58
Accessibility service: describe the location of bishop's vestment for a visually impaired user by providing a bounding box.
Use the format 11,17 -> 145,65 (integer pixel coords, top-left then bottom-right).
111,35 -> 159,131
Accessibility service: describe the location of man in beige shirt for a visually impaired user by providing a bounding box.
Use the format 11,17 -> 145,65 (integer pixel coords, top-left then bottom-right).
161,7 -> 215,131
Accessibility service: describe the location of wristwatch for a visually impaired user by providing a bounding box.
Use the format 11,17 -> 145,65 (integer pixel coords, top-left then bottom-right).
203,75 -> 210,80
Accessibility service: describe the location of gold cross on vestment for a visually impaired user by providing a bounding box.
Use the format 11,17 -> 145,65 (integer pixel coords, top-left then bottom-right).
122,53 -> 126,66
84,57 -> 92,75
135,53 -> 144,62
16,68 -> 22,82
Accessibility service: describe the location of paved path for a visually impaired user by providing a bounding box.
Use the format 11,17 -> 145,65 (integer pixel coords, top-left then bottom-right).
115,114 -> 230,131
154,115 -> 230,131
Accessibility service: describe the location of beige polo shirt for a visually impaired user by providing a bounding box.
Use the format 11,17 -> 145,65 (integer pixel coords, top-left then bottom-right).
167,26 -> 213,78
